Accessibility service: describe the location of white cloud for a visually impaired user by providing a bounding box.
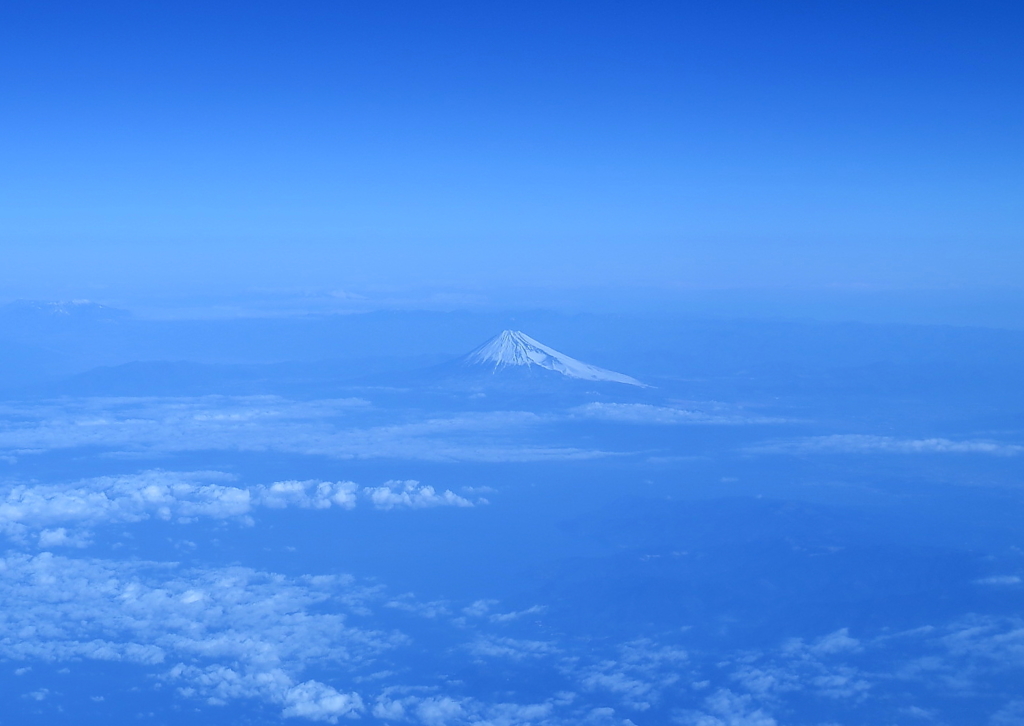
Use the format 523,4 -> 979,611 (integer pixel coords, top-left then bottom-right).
363,480 -> 474,510
991,700 -> 1024,725
385,595 -> 451,619
0,397 -> 606,463
785,628 -> 862,657
466,636 -> 560,660
705,617 -> 1024,719
416,695 -> 466,726
937,617 -> 1024,669
575,639 -> 689,711
572,403 -> 784,426
488,604 -> 546,623
0,552 -> 389,721
169,664 -> 365,722
281,679 -> 365,721
371,688 -> 563,726
726,629 -> 870,704
255,480 -> 358,510
899,705 -> 937,720
461,599 -> 498,617
674,689 -> 777,726
748,434 -> 1024,456
809,671 -> 871,700
0,471 -> 480,545
727,665 -> 801,697
4,562 -> 1022,726
37,527 -> 91,548
0,470 -> 250,542
975,575 -> 1022,586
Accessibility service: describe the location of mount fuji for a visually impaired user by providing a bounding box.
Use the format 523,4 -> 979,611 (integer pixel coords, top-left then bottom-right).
457,330 -> 645,386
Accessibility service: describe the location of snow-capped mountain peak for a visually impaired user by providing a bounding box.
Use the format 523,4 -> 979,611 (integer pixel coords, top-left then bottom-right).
462,330 -> 644,386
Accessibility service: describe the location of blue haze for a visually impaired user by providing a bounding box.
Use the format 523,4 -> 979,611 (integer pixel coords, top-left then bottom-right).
1,3 -> 1024,726
1,306 -> 1024,725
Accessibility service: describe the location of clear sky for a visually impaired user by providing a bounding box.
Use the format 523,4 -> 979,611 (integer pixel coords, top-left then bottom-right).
1,1 -> 1022,316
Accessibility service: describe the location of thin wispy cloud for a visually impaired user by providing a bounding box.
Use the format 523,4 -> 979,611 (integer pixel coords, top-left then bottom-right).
571,403 -> 786,426
747,434 -> 1024,456
0,397 -> 608,462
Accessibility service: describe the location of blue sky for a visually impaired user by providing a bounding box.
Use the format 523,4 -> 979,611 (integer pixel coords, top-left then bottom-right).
1,1 -> 1022,313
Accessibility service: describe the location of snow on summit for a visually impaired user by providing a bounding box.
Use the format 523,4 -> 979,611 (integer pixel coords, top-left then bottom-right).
462,330 -> 645,386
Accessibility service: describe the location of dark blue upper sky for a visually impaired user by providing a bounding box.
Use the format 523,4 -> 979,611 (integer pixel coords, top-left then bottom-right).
1,1 -> 1022,309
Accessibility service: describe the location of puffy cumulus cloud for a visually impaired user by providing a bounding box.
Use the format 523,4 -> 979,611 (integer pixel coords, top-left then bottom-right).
255,480 -> 358,510
0,470 -> 247,540
170,665 -> 364,722
415,696 -> 466,726
363,480 -> 474,510
571,403 -> 784,426
282,679 -> 365,721
0,472 -> 483,545
0,397 -> 605,463
37,527 -> 91,548
748,434 -> 1024,456
0,552 -> 391,721
0,471 -> 361,544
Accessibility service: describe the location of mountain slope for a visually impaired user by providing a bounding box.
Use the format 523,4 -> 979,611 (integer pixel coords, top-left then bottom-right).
459,330 -> 645,386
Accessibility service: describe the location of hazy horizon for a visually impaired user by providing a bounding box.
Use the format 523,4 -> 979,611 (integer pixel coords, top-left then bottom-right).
3,1 -> 1023,328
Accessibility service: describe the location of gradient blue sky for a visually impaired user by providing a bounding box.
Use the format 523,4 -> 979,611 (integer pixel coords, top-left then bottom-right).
1,1 -> 1022,314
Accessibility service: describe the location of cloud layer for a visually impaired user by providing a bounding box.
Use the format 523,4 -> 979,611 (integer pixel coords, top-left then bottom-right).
0,552 -> 387,722
0,396 -> 606,462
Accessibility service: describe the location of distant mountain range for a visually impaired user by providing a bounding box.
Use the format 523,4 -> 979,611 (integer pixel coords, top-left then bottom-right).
3,300 -> 1024,404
